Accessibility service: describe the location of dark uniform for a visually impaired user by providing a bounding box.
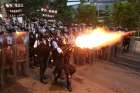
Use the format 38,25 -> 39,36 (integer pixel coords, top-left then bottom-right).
29,32 -> 36,67
51,37 -> 74,91
4,46 -> 13,71
36,38 -> 50,84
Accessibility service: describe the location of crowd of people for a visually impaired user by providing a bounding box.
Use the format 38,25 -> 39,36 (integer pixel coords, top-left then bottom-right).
0,17 -> 77,91
0,16 -> 131,91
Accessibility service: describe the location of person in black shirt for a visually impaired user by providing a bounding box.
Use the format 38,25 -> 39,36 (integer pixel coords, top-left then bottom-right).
36,37 -> 50,84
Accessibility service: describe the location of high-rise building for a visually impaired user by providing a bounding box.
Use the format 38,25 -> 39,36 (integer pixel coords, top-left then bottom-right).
89,0 -> 117,11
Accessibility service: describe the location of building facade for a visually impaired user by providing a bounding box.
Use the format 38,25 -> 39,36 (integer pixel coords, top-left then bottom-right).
0,0 -> 10,18
89,0 -> 117,11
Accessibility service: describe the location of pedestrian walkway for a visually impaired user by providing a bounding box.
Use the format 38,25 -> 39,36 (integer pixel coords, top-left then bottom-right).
112,52 -> 140,71
119,53 -> 140,62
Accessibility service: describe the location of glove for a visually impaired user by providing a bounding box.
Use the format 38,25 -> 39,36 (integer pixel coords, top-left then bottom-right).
57,47 -> 63,54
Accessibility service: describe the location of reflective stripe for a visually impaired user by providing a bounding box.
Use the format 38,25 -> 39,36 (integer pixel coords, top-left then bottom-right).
52,40 -> 63,53
52,41 -> 58,49
57,47 -> 63,54
33,40 -> 40,48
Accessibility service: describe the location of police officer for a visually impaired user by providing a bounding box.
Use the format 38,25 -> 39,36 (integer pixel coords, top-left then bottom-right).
50,34 -> 73,91
50,33 -> 63,76
35,36 -> 50,84
29,31 -> 36,68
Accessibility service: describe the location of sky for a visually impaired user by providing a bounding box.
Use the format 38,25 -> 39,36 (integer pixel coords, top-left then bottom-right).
67,0 -> 81,6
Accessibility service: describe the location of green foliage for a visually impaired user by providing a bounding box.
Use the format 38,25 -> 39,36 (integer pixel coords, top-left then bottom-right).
12,0 -> 75,24
133,1 -> 140,28
103,5 -> 114,26
50,0 -> 75,25
76,4 -> 97,25
111,1 -> 140,30
127,0 -> 140,3
80,0 -> 86,4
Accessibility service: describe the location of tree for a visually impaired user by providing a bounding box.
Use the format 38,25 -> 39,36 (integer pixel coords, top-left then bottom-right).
127,0 -> 140,29
76,4 -> 97,25
80,0 -> 86,4
112,1 -> 139,30
102,4 -> 113,26
49,0 -> 75,25
127,0 -> 140,3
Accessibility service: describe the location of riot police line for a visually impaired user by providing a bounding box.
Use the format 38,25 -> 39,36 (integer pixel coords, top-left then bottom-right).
0,17 -> 30,89
29,19 -> 76,91
0,17 -> 116,91
28,21 -> 117,92
0,18 -> 76,91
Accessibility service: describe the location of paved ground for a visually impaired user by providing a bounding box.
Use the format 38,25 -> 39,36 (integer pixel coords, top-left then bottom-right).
1,61 -> 140,93
111,52 -> 140,71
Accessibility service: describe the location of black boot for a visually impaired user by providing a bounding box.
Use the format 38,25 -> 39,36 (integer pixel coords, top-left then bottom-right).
67,85 -> 72,92
40,79 -> 48,84
67,79 -> 72,92
40,76 -> 48,84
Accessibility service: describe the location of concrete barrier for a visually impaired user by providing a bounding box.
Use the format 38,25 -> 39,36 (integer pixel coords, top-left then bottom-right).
134,40 -> 140,53
130,37 -> 140,54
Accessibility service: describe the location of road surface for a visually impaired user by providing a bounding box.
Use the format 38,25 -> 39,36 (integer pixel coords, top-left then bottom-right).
1,61 -> 140,93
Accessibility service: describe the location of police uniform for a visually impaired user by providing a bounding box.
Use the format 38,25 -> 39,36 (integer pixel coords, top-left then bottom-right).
51,37 -> 73,91
35,37 -> 50,84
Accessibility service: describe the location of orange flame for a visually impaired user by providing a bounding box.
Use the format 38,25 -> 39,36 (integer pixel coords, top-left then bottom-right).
16,32 -> 26,37
75,27 -> 126,49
